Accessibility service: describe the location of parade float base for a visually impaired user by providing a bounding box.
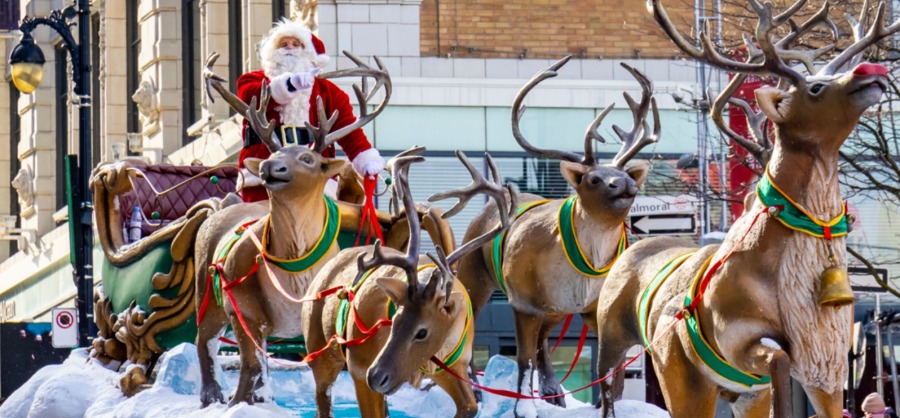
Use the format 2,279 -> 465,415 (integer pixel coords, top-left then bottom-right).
0,345 -> 668,418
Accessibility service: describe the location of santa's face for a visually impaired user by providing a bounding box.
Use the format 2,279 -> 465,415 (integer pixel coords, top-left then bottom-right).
265,36 -> 316,77
278,36 -> 304,51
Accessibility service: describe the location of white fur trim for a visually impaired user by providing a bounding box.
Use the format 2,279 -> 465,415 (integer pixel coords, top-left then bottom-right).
268,73 -> 296,104
258,19 -> 327,73
313,54 -> 330,69
352,148 -> 383,176
237,168 -> 263,191
323,178 -> 338,200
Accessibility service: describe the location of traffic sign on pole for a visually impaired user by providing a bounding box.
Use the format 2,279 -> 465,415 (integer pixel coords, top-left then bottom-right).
629,214 -> 697,236
848,267 -> 891,292
51,307 -> 78,348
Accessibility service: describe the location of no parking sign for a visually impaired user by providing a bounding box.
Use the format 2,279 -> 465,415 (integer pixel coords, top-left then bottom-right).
51,307 -> 78,348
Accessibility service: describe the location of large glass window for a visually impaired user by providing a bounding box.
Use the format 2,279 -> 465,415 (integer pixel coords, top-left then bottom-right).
55,46 -> 69,211
182,0 -> 201,143
228,0 -> 243,108
126,0 -> 140,136
8,81 -> 20,256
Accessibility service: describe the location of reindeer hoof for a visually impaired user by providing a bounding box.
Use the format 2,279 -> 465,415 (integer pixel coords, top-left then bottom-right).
540,386 -> 566,407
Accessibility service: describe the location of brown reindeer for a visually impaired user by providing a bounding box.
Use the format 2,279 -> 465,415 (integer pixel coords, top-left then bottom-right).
194,52 -> 453,407
594,1 -> 899,417
301,148 -> 515,418
453,57 -> 660,414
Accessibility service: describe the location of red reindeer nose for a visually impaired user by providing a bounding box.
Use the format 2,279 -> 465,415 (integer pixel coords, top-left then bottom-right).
852,62 -> 889,78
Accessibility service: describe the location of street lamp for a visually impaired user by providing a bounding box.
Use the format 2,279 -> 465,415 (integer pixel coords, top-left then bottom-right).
8,1 -> 95,346
8,33 -> 45,94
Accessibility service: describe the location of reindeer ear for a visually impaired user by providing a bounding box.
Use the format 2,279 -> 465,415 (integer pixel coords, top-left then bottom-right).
244,158 -> 264,177
442,292 -> 463,319
560,161 -> 590,188
625,162 -> 649,189
755,87 -> 791,124
375,277 -> 409,305
321,158 -> 349,178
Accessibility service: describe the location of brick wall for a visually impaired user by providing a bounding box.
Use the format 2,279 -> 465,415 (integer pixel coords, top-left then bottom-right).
419,0 -> 868,60
419,0 -> 696,60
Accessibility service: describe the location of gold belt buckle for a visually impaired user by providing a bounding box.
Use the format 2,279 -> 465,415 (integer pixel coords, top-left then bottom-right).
280,125 -> 299,146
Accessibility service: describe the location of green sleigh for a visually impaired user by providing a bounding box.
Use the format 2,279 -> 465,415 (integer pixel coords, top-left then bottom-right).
89,158 -> 455,395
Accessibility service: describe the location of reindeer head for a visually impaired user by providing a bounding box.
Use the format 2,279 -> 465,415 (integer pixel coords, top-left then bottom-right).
512,57 -> 660,220
652,0 -> 899,164
364,148 -> 515,394
202,50 -> 392,196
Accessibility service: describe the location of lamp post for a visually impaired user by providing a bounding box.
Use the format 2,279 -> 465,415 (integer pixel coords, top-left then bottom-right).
9,1 -> 94,346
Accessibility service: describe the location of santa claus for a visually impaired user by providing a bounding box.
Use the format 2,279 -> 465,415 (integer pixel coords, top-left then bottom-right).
236,19 -> 384,202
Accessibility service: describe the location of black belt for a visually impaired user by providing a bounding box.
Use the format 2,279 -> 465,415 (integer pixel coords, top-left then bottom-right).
244,125 -> 311,148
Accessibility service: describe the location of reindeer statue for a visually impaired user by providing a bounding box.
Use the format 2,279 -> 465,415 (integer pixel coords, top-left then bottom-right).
194,52 -> 454,407
301,147 -> 515,418
593,1 -> 899,417
453,57 -> 660,414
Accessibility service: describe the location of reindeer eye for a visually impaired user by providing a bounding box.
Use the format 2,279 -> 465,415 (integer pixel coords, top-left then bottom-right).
809,84 -> 825,95
301,155 -> 312,164
415,329 -> 428,340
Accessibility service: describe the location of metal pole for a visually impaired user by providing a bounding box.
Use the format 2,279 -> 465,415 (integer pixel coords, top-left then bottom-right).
889,319 -> 900,412
695,0 -> 710,236
877,294 -> 885,397
75,0 -> 95,347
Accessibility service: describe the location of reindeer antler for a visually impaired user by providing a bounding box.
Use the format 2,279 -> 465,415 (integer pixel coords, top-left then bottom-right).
610,63 -> 661,169
203,53 -> 281,153
820,1 -> 900,75
386,146 -> 427,216
353,152 -> 423,285
648,0 -> 807,86
511,55 -> 591,164
428,151 -> 517,267
309,51 -> 393,154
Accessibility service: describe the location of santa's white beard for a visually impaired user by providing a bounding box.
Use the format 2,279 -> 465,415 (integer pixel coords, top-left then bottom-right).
263,48 -> 315,127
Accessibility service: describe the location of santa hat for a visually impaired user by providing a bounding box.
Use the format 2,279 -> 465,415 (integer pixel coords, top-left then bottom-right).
258,18 -> 330,70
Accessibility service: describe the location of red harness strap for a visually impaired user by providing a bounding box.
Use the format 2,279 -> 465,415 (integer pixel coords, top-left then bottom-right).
355,176 -> 385,247
303,287 -> 395,363
681,207 -> 771,317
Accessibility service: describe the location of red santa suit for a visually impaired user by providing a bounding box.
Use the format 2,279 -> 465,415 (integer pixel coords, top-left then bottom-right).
237,19 -> 382,202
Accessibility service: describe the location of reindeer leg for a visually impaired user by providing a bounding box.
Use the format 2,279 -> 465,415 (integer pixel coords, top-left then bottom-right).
804,386 -> 843,418
740,341 -> 793,418
197,307 -> 229,407
228,315 -> 268,407
593,315 -> 641,418
432,362 -> 479,418
513,310 -> 542,418
307,346 -> 344,418
536,315 -> 567,407
352,373 -> 387,418
251,344 -> 271,403
454,248 -> 495,404
654,339 -> 719,418
730,390 -> 771,418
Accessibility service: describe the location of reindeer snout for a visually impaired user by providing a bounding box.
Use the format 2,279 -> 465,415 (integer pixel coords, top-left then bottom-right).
852,62 -> 888,78
607,177 -> 626,190
366,368 -> 393,394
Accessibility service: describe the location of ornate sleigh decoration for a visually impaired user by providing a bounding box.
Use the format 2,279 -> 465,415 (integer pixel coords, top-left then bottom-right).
89,158 -> 240,395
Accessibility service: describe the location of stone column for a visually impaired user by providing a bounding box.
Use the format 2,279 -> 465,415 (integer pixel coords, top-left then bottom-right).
96,1 -> 131,162
137,0 -> 181,162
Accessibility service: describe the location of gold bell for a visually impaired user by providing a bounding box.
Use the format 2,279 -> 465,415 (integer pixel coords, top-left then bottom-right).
207,265 -> 217,276
818,266 -> 855,308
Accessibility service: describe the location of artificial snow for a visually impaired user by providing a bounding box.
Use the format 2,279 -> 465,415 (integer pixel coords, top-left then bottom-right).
0,343 -> 670,417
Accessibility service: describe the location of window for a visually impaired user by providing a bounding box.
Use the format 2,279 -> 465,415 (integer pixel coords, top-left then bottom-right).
126,0 -> 140,137
272,0 -> 285,24
181,0 -> 201,144
8,81 -> 20,256
55,46 -> 69,211
91,13 -> 101,166
228,0 -> 243,108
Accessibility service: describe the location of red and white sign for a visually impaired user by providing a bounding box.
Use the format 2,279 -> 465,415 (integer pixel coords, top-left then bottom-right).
52,307 -> 78,348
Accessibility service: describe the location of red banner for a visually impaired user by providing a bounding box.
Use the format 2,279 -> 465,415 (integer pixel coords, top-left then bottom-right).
727,74 -> 766,221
